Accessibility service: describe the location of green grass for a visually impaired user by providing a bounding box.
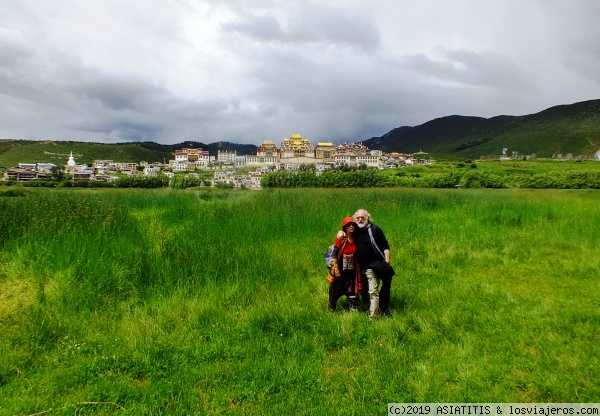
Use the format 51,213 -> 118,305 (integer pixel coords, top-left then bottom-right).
390,160 -> 600,175
1,188 -> 599,414
375,160 -> 600,189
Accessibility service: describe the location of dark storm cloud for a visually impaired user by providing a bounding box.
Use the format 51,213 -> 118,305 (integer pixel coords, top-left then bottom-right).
0,0 -> 599,145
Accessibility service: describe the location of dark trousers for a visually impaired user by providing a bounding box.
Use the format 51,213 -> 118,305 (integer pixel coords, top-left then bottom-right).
328,274 -> 359,311
379,275 -> 392,313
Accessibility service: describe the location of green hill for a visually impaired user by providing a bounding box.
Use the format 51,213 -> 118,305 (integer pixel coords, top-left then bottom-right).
364,99 -> 600,158
0,140 -> 257,169
3,99 -> 600,168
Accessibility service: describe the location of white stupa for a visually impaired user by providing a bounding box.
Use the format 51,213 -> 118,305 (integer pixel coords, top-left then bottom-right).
65,151 -> 79,172
67,151 -> 76,167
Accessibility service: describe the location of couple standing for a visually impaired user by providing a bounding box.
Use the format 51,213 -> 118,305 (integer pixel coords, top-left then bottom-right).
328,209 -> 393,319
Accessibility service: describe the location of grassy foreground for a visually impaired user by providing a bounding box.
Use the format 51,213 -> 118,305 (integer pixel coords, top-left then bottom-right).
1,188 -> 599,415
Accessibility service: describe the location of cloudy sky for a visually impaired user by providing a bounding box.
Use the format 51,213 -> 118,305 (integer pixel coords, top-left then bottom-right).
1,0 -> 599,145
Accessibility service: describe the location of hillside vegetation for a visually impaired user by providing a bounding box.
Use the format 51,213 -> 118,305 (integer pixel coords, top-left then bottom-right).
0,140 -> 256,168
365,99 -> 600,158
2,100 -> 599,168
260,160 -> 600,189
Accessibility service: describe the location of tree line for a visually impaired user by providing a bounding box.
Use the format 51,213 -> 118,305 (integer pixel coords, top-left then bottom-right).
3,168 -> 599,190
260,169 -> 600,189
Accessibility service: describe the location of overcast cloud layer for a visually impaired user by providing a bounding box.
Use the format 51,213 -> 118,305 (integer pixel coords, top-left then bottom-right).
2,0 -> 599,145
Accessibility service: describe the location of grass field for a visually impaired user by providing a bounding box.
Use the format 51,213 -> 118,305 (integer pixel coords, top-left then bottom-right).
1,188 -> 599,415
388,159 -> 600,176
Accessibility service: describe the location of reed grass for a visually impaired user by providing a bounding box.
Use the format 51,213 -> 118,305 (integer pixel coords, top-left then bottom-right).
0,188 -> 598,414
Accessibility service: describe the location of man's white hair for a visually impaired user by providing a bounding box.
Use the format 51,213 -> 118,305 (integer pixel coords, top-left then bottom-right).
353,208 -> 372,223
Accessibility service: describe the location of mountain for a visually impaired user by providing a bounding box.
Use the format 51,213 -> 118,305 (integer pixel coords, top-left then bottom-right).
363,99 -> 600,158
136,141 -> 257,160
2,99 -> 599,168
0,140 -> 257,169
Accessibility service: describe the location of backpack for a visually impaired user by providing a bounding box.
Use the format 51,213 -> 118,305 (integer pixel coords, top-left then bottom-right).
323,244 -> 336,269
323,238 -> 346,270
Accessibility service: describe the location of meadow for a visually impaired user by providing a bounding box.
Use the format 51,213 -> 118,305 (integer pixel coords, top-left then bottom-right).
261,160 -> 600,189
1,187 -> 599,415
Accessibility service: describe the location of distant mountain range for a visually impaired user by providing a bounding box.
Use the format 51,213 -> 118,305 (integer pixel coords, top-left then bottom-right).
1,99 -> 599,168
364,99 -> 600,158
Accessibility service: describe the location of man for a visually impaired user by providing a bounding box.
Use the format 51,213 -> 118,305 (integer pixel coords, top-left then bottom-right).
339,208 -> 392,318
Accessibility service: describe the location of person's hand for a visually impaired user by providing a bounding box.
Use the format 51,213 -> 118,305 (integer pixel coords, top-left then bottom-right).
336,230 -> 346,239
334,265 -> 341,277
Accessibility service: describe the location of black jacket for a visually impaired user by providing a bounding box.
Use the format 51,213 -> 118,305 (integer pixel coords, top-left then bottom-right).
354,223 -> 390,269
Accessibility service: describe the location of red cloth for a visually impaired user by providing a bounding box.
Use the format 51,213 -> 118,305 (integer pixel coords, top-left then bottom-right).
330,237 -> 363,294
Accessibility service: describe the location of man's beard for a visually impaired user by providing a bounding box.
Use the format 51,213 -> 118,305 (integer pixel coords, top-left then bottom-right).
356,221 -> 368,229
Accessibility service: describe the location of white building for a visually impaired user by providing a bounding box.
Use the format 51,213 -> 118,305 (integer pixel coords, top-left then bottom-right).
235,155 -> 246,168
218,150 -> 237,162
65,152 -> 90,173
174,148 -> 212,169
144,166 -> 160,176
245,155 -> 280,168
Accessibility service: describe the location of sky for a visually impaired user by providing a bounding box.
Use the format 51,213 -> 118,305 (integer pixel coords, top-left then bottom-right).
1,0 -> 599,146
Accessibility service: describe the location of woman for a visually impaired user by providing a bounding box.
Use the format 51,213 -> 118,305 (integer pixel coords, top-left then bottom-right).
328,217 -> 363,312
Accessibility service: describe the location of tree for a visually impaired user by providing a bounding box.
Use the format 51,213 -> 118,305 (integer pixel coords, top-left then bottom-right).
50,165 -> 65,181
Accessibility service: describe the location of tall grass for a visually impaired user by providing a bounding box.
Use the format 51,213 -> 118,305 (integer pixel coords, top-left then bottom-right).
1,188 -> 598,414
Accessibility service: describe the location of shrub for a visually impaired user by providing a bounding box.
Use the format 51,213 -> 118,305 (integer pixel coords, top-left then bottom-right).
68,180 -> 115,188
421,172 -> 460,188
21,179 -> 58,188
115,175 -> 169,188
170,174 -> 202,190
215,182 -> 234,190
0,187 -> 27,197
459,171 -> 505,188
511,171 -> 600,189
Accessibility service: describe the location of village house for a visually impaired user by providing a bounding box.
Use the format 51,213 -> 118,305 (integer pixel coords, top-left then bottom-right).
217,150 -> 236,163
2,136 -> 436,190
245,154 -> 279,168
4,163 -> 44,182
213,169 -> 236,185
175,148 -> 213,170
246,170 -> 266,190
93,160 -> 113,171
94,173 -> 114,182
72,171 -> 95,181
334,143 -> 382,168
